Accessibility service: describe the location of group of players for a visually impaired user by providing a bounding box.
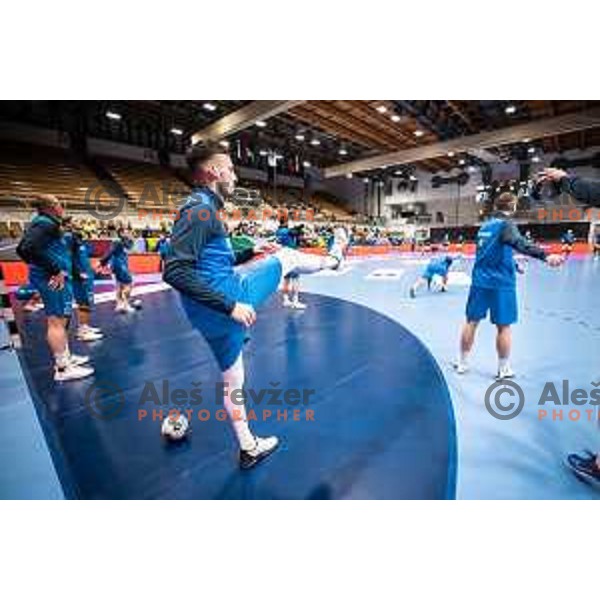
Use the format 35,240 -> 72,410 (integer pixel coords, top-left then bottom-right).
12,147 -> 600,483
15,196 -> 139,382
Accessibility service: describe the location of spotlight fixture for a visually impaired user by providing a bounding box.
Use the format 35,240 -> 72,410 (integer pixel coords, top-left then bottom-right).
259,150 -> 268,156
531,155 -> 541,163
391,114 -> 401,122
459,159 -> 466,166
346,173 -> 353,179
255,120 -> 267,128
447,151 -> 455,157
528,147 -> 536,154
310,138 -> 321,146
409,175 -> 418,181
363,178 -> 369,183
219,140 -> 230,148
339,148 -> 348,155
203,102 -> 217,111
376,105 -> 387,114
170,128 -> 183,135
106,111 -> 122,121
414,130 -> 424,137
295,133 -> 305,141
522,138 -> 531,143
505,105 -> 517,115
303,161 -> 311,168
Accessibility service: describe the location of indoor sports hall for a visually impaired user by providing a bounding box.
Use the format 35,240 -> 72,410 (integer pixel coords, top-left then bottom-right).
1,100 -> 600,499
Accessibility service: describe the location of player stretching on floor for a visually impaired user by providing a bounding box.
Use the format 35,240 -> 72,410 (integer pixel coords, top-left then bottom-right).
409,254 -> 457,298
163,143 -> 348,469
16,195 -> 93,382
453,192 -> 563,379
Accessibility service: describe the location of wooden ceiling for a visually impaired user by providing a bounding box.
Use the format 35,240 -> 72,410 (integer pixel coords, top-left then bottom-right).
279,100 -> 600,175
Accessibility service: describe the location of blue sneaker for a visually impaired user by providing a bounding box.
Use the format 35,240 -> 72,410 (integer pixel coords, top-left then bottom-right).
566,451 -> 600,488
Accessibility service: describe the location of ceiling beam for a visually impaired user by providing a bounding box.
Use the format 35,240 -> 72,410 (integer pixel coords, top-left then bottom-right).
324,108 -> 600,178
191,101 -> 304,146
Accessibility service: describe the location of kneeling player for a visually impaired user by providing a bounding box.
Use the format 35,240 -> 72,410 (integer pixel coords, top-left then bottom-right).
410,254 -> 456,298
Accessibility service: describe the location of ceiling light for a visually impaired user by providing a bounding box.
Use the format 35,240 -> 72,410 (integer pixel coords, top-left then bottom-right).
310,138 -> 321,146
376,105 -> 387,114
363,178 -> 369,183
106,111 -> 122,120
346,173 -> 353,179
532,156 -> 541,163
522,138 -> 531,143
295,133 -> 305,141
414,130 -> 424,137
339,148 -> 348,155
303,161 -> 311,168
255,120 -> 267,128
459,159 -> 466,165
170,128 -> 183,135
391,114 -> 401,122
505,105 -> 517,115
409,175 -> 418,181
259,150 -> 268,156
528,147 -> 535,154
447,151 -> 455,157
203,102 -> 217,111
219,140 -> 230,148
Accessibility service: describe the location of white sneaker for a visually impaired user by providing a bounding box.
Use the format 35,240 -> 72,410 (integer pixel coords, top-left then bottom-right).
76,328 -> 104,342
84,326 -> 102,334
453,361 -> 468,375
282,296 -> 293,308
291,300 -> 307,310
496,365 -> 515,379
116,303 -> 135,314
239,436 -> 280,469
69,354 -> 91,367
54,363 -> 95,382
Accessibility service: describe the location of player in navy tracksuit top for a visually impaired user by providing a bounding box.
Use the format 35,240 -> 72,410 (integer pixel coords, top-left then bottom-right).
454,192 -> 564,379
534,170 -> 600,486
64,221 -> 103,342
16,195 -> 94,382
163,143 -> 348,469
100,228 -> 137,314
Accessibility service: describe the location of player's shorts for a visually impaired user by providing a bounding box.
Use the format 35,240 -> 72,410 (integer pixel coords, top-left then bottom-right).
113,264 -> 133,285
73,278 -> 94,307
29,269 -> 73,318
180,256 -> 283,371
466,285 -> 517,326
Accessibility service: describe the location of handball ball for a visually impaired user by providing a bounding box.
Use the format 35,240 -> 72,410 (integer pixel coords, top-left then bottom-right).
430,274 -> 444,292
161,413 -> 189,441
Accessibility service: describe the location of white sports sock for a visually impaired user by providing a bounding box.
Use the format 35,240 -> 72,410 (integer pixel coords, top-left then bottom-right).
498,357 -> 510,371
222,355 -> 255,451
55,352 -> 69,370
459,351 -> 469,366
